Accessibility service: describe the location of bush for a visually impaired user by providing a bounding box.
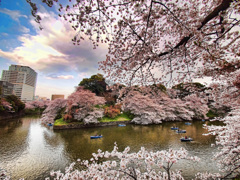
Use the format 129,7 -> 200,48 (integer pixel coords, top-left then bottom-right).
64,114 -> 72,121
5,95 -> 25,112
124,111 -> 135,119
104,104 -> 121,118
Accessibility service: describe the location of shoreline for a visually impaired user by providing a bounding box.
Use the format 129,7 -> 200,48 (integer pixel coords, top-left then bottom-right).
53,120 -> 133,130
0,111 -> 25,121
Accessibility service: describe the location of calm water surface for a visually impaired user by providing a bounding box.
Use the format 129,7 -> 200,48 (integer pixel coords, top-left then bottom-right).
0,116 -> 221,179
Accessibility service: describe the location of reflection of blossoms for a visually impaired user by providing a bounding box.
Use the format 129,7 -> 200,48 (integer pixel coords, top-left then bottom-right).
49,144 -> 199,180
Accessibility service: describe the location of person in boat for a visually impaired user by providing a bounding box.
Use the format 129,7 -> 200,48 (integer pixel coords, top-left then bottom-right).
185,136 -> 187,139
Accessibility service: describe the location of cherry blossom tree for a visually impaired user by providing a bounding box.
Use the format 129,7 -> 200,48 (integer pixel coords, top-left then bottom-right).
48,144 -> 199,180
67,86 -> 105,113
118,86 -> 209,124
27,0 -> 239,86
41,98 -> 67,124
0,98 -> 12,111
25,100 -> 50,110
203,107 -> 240,179
66,86 -> 106,123
201,70 -> 240,179
40,87 -> 105,124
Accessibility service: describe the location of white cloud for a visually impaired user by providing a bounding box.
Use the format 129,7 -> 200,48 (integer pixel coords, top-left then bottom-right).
35,82 -> 74,99
1,33 -> 8,37
0,8 -> 27,22
0,9 -> 108,76
46,75 -> 74,80
20,26 -> 30,33
78,72 -> 90,79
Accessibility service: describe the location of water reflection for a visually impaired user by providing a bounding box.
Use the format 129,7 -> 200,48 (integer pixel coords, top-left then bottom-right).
0,117 -> 221,179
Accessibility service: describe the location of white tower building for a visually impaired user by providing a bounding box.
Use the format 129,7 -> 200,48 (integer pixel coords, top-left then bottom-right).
1,65 -> 37,102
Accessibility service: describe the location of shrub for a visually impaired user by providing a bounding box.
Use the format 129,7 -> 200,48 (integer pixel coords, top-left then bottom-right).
104,104 -> 121,118
64,114 -> 72,121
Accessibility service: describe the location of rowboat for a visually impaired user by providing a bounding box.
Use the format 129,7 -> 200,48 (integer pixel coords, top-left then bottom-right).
180,137 -> 193,142
176,130 -> 186,133
90,135 -> 103,139
171,127 -> 179,130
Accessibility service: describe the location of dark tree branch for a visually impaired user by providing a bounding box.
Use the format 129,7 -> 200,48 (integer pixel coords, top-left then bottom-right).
197,0 -> 233,30
157,0 -> 233,58
153,0 -> 191,32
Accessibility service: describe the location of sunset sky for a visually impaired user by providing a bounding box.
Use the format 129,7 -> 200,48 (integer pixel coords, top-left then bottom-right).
0,0 -> 108,99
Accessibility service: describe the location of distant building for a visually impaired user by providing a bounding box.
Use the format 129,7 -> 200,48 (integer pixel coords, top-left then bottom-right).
34,96 -> 49,101
51,94 -> 64,101
40,97 -> 49,101
1,65 -> 37,102
0,81 -> 14,98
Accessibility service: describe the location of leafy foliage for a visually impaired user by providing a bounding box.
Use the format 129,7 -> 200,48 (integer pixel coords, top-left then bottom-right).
172,82 -> 206,99
79,74 -> 107,96
5,95 -> 25,112
151,83 -> 167,92
104,104 -> 121,118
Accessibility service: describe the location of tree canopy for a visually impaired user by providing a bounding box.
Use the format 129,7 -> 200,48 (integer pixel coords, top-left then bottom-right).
79,73 -> 107,96
27,0 -> 239,87
5,95 -> 25,112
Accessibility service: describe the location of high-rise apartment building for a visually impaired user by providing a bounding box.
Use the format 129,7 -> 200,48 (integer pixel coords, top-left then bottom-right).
0,81 -> 14,98
1,65 -> 37,102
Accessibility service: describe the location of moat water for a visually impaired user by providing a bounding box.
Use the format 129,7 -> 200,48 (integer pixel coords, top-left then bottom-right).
0,116 -> 221,179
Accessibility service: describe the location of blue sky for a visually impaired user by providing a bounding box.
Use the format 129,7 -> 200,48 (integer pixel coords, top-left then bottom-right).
0,0 -> 108,99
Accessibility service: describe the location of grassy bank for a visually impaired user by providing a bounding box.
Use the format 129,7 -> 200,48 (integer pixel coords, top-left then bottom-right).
54,112 -> 132,126
54,118 -> 68,126
99,113 -> 132,122
54,118 -> 84,126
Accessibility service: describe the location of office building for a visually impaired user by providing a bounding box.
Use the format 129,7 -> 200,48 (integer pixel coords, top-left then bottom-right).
1,65 -> 37,102
0,81 -> 14,98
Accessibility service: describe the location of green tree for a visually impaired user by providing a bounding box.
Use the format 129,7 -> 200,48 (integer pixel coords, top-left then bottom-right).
171,82 -> 206,99
79,74 -> 107,96
5,95 -> 25,112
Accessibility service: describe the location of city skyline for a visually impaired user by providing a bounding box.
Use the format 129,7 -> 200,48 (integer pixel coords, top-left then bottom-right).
0,0 -> 108,99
